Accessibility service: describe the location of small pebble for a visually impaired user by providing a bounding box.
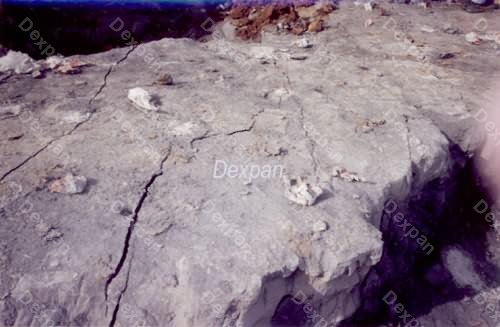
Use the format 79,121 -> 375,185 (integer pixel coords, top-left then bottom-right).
128,87 -> 160,112
420,25 -> 435,33
465,32 -> 481,44
49,173 -> 88,194
294,38 -> 312,49
155,73 -> 174,85
313,220 -> 329,233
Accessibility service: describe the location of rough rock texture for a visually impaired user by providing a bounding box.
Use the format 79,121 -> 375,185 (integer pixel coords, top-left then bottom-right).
1,2 -> 500,327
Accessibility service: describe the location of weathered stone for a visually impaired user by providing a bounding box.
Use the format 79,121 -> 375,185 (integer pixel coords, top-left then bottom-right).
0,50 -> 40,74
127,87 -> 160,112
293,37 -> 312,49
48,173 -> 88,194
155,72 -> 174,85
465,32 -> 481,44
312,220 -> 329,233
283,176 -> 325,206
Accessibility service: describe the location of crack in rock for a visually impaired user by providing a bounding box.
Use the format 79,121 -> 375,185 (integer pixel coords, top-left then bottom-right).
226,108 -> 264,136
104,146 -> 171,321
108,249 -> 135,327
0,46 -> 137,184
190,131 -> 219,149
294,97 -> 320,175
275,63 -> 320,176
226,120 -> 256,136
0,143 -> 54,183
402,114 -> 415,184
90,45 -> 137,105
190,109 -> 264,149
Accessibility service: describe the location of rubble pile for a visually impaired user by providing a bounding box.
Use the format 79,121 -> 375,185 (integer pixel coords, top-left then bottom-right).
227,0 -> 336,40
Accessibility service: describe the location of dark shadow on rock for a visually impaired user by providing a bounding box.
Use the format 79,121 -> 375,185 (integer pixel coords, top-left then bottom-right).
271,295 -> 310,327
315,188 -> 334,204
83,177 -> 98,194
150,94 -> 162,108
341,143 -> 500,326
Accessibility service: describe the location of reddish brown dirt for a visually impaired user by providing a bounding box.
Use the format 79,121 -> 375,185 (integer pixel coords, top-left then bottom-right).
227,1 -> 336,40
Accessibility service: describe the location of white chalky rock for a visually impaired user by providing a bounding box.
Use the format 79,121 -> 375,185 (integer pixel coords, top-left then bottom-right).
266,87 -> 292,103
169,121 -> 196,136
465,32 -> 480,44
283,176 -> 324,206
128,87 -> 159,112
420,25 -> 435,33
0,50 -> 40,74
294,38 -> 312,49
313,220 -> 329,233
45,56 -> 65,69
62,111 -> 90,124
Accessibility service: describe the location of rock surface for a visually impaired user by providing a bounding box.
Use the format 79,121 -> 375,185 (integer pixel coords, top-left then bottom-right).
0,2 -> 500,327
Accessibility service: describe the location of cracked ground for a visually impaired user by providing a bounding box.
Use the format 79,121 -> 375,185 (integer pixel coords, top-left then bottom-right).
1,2 -> 500,327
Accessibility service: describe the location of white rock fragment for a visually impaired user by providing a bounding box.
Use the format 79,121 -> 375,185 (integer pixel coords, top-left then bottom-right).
313,220 -> 329,233
61,111 -> 91,124
277,22 -> 291,31
128,87 -> 160,112
249,46 -> 277,64
273,88 -> 290,98
169,121 -> 196,136
265,87 -> 292,103
43,56 -> 89,74
332,167 -> 364,182
420,25 -> 435,33
294,38 -> 312,49
45,56 -> 65,69
49,173 -> 88,194
31,70 -> 42,78
281,254 -> 300,278
364,2 -> 374,11
283,176 -> 324,206
465,32 -> 481,44
0,50 -> 40,74
418,1 -> 429,8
